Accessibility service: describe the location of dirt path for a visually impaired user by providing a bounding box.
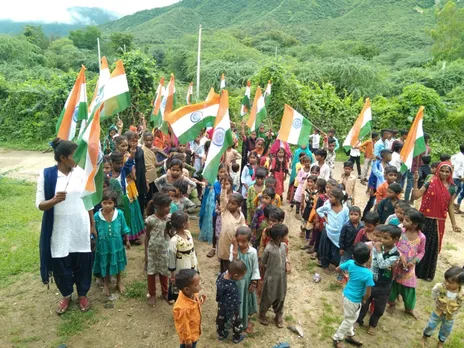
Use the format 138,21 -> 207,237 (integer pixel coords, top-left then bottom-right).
1,151 -> 463,348
0,148 -> 55,181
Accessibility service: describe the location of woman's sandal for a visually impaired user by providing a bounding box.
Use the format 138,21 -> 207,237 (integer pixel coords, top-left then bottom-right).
78,296 -> 91,312
56,296 -> 72,315
206,248 -> 216,258
345,335 -> 363,346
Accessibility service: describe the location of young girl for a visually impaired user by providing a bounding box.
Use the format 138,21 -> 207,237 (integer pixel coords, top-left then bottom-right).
217,179 -> 246,273
421,266 -> 464,348
258,223 -> 290,328
241,151 -> 259,199
385,201 -> 410,227
387,209 -> 426,318
246,168 -> 266,225
301,175 -> 318,240
154,159 -> 197,194
93,190 -> 130,296
145,193 -> 173,307
230,226 -> 260,333
316,188 -> 349,274
305,179 -> 328,258
294,156 -> 312,217
270,148 -> 288,197
252,187 -> 276,249
102,155 -> 112,176
167,211 -> 199,301
172,181 -> 196,213
125,131 -> 148,213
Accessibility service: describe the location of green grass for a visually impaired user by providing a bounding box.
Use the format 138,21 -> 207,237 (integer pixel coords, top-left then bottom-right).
284,314 -> 295,323
317,300 -> 342,340
326,282 -> 343,292
0,178 -> 42,288
443,242 -> 458,251
56,308 -> 98,340
0,140 -> 50,151
124,280 -> 148,300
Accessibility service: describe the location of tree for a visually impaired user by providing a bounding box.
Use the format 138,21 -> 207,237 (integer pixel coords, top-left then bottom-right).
110,32 -> 134,54
431,1 -> 464,61
69,26 -> 101,50
22,25 -> 49,50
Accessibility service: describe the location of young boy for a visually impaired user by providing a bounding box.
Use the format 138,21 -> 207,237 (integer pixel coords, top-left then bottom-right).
252,188 -> 276,249
339,161 -> 357,206
374,165 -> 399,208
323,129 -> 340,151
230,163 -> 241,192
254,176 -> 282,208
173,269 -> 205,348
326,138 -> 337,178
216,259 -> 247,344
377,183 -> 402,224
425,162 -> 439,184
354,211 -> 380,244
418,155 -> 431,189
339,206 -> 364,263
312,149 -> 330,181
385,201 -> 411,227
356,225 -> 401,334
360,132 -> 379,185
173,181 -> 197,213
333,243 -> 375,348
309,129 -> 321,153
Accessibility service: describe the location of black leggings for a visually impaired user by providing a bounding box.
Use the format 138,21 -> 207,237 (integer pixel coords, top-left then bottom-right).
357,283 -> 391,328
217,309 -> 242,340
349,156 -> 361,176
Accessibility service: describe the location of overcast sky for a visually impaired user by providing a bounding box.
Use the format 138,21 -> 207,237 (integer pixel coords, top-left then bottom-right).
0,0 -> 180,23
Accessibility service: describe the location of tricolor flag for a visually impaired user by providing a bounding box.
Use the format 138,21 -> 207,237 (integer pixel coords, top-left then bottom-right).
263,80 -> 272,105
56,65 -> 88,140
98,60 -> 130,120
203,90 -> 234,184
74,105 -> 104,211
343,98 -> 372,151
246,86 -> 266,131
277,105 -> 313,146
240,80 -> 251,117
220,73 -> 226,90
159,73 -> 176,133
166,93 -> 220,144
151,77 -> 165,128
400,106 -> 426,173
186,82 -> 193,105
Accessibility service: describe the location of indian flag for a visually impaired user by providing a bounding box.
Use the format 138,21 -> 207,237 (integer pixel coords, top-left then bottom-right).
400,106 -> 426,173
263,80 -> 272,105
166,93 -> 220,144
220,73 -> 226,90
277,104 -> 313,146
240,80 -> 251,117
343,98 -> 372,151
56,65 -> 88,140
186,82 -> 193,105
206,87 -> 215,101
74,105 -> 104,211
203,90 -> 234,184
159,74 -> 176,133
98,60 -> 130,120
151,77 -> 165,128
246,86 -> 266,131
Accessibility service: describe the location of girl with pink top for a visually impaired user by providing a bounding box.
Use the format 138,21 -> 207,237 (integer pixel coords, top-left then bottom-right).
294,156 -> 311,217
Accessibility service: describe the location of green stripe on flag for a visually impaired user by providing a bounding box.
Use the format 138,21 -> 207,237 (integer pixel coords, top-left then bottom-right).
413,136 -> 426,157
255,107 -> 267,129
101,92 -> 130,120
297,118 -> 313,146
177,121 -> 210,144
359,120 -> 372,141
82,165 -> 104,211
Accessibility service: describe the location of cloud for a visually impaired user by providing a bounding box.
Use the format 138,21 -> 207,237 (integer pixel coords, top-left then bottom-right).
0,0 -> 179,23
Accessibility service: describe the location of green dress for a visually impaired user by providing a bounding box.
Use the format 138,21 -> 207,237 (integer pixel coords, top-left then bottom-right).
93,209 -> 130,277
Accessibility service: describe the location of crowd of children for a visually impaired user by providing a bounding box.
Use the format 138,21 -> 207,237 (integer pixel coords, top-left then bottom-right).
81,120 -> 464,348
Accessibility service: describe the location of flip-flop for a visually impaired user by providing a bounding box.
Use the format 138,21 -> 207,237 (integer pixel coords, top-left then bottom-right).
56,296 -> 71,315
258,316 -> 269,326
78,296 -> 91,312
275,317 -> 284,329
206,248 -> 216,258
218,331 -> 229,341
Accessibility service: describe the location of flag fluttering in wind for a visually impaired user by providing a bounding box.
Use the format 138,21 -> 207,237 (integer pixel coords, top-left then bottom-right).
74,105 -> 104,210
277,105 -> 313,146
240,80 -> 251,117
220,73 -> 226,90
56,65 -> 88,140
343,98 -> 372,151
151,77 -> 165,128
263,80 -> 272,105
400,106 -> 426,173
166,92 -> 220,144
186,82 -> 193,105
98,60 -> 130,120
159,73 -> 176,133
246,86 -> 266,131
203,90 -> 234,184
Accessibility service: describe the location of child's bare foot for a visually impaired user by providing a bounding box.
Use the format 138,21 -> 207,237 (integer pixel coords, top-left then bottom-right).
323,268 -> 330,275
386,304 -> 395,315
245,322 -> 254,334
367,326 -> 376,335
353,322 -> 360,329
437,341 -> 444,348
103,282 -> 110,296
420,336 -> 427,348
406,309 -> 419,320
117,282 -> 125,294
147,295 -> 156,307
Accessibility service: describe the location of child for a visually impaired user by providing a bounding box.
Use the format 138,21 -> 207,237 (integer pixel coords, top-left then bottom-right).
145,193 -> 173,307
155,159 -> 197,194
102,155 -> 112,176
313,149 -> 330,181
230,226 -> 260,333
93,190 -> 131,296
305,178 -> 328,257
246,168 -> 266,225
333,243 -> 374,348
161,185 -> 180,214
387,209 -> 426,318
339,206 -> 363,263
241,151 -> 259,197
253,176 -> 282,208
309,129 -> 320,153
168,211 -> 199,301
252,187 -> 276,249
356,224 -> 401,334
294,155 -> 312,217
326,138 -> 337,178
420,267 -> 464,348
224,145 -> 242,173
317,188 -> 350,274
230,163 -> 241,192
173,269 -> 205,348
385,200 -> 410,227
258,207 -> 286,258
217,179 -> 246,273
258,223 -> 290,328
377,182 -> 402,224
418,155 -> 431,189
172,181 -> 196,213
270,147 -> 288,197
374,165 -> 399,207
360,132 -> 379,185
103,124 -> 118,154
301,175 -> 318,240
425,162 -> 439,184
216,259 -> 247,343
339,161 -> 357,206
354,211 -> 380,244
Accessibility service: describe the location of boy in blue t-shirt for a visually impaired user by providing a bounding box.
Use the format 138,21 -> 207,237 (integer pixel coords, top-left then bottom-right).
333,243 -> 374,348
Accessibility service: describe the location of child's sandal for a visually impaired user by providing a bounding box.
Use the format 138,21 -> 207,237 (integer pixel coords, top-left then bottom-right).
232,334 -> 246,344
258,315 -> 269,326
218,331 -> 229,341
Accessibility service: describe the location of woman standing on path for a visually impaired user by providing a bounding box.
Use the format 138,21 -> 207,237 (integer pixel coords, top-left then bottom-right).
412,162 -> 461,281
36,138 -> 95,314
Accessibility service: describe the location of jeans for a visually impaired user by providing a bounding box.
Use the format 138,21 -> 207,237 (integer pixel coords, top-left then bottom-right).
423,312 -> 455,343
402,170 -> 414,201
454,179 -> 464,205
333,296 -> 361,341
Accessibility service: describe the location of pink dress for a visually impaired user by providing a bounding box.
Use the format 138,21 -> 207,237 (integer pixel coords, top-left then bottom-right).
294,168 -> 310,203
393,230 -> 426,288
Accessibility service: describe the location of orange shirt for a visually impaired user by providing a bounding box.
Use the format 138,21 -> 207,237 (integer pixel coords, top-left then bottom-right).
173,291 -> 202,345
360,139 -> 374,160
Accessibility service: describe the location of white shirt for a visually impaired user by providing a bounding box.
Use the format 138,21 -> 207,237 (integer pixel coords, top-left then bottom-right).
451,152 -> 464,179
189,140 -> 205,173
349,148 -> 361,157
36,167 -> 91,258
390,152 -> 402,172
309,134 -> 320,149
312,162 -> 330,181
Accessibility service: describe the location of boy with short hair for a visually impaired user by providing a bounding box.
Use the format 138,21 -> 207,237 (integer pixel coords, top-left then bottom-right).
339,206 -> 364,263
418,155 -> 431,189
253,176 -> 282,208
333,243 -> 375,348
230,163 -> 241,192
339,161 -> 357,206
312,149 -> 330,181
309,129 -> 321,153
173,269 -> 205,348
374,165 -> 399,207
360,132 -> 379,185
377,183 -> 402,224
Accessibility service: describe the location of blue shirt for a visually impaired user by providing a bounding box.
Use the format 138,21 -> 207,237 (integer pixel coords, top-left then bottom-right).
373,139 -> 386,159
316,201 -> 349,248
340,260 -> 375,303
368,160 -> 385,190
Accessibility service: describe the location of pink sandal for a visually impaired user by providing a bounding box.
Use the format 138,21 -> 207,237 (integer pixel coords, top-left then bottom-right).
78,296 -> 91,312
56,296 -> 71,315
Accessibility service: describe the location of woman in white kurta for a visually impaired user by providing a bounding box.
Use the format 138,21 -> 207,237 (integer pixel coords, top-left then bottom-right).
36,138 -> 95,314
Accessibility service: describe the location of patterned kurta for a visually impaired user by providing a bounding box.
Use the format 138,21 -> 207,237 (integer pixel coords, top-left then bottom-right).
145,215 -> 170,276
168,230 -> 198,272
393,231 -> 426,288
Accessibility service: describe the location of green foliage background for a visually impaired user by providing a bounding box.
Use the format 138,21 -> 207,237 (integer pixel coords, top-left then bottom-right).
0,0 -> 463,156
